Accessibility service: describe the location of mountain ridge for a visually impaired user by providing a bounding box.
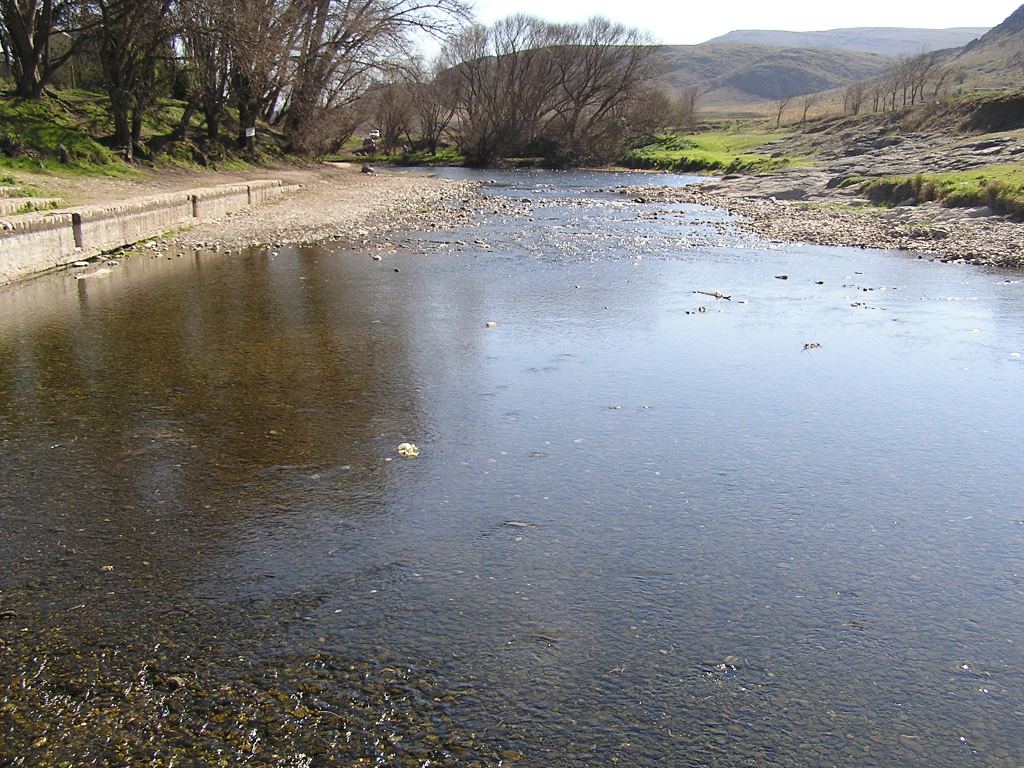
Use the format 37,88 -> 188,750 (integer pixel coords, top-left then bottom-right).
949,4 -> 1024,92
656,44 -> 892,111
705,27 -> 988,57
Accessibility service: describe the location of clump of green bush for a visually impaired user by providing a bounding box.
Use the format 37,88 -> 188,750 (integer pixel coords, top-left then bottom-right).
861,168 -> 1024,219
620,130 -> 800,174
621,150 -> 789,174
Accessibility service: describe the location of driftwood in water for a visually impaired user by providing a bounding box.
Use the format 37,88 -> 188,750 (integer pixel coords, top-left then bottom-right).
694,290 -> 731,300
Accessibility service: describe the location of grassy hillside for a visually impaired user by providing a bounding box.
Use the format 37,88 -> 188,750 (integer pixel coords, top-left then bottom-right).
947,4 -> 1024,92
666,6 -> 1024,116
0,95 -> 123,173
705,28 -> 988,57
656,44 -> 891,113
622,128 -> 804,173
0,90 -> 285,175
798,5 -> 1024,101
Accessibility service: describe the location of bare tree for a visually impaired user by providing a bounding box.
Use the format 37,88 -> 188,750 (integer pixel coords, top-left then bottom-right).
907,51 -> 939,105
869,80 -> 884,112
931,64 -> 956,100
885,72 -> 900,111
626,86 -> 688,141
371,80 -> 413,153
849,51 -> 955,113
443,15 -> 658,166
278,0 -> 470,155
800,92 -> 820,123
678,85 -> 701,129
80,0 -> 175,155
0,0 -> 92,97
773,95 -> 793,128
226,0 -> 302,153
443,16 -> 560,164
174,0 -> 232,143
541,17 -> 656,164
636,85 -> 700,134
408,57 -> 456,153
889,55 -> 923,108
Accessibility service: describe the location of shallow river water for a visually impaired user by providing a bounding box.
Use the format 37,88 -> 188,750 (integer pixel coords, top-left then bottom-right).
1,170 -> 1023,767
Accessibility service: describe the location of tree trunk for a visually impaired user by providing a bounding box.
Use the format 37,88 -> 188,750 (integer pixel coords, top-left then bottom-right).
174,97 -> 199,141
14,67 -> 44,98
203,103 -> 220,142
110,91 -> 133,149
237,101 -> 252,150
2,0 -> 72,99
232,70 -> 257,152
131,109 -> 144,151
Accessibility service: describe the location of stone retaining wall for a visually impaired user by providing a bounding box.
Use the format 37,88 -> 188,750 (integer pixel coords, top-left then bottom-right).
190,184 -> 251,219
73,193 -> 194,254
0,212 -> 78,282
246,180 -> 286,206
0,198 -> 63,216
0,179 -> 288,284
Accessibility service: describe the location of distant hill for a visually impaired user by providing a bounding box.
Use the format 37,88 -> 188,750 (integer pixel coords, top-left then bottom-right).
947,4 -> 1024,92
705,27 -> 988,57
656,44 -> 891,112
656,9 -> 1024,117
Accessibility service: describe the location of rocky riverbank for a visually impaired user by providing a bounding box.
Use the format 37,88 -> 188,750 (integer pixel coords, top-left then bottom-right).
54,155 -> 1019,270
166,164 -> 480,251
622,180 -> 1024,269
627,109 -> 1024,269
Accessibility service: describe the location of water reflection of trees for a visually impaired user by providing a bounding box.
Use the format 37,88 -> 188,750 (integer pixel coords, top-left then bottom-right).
0,247 -> 429,595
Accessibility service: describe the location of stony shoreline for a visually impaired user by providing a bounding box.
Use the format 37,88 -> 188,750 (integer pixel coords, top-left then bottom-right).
622,180 -> 1024,270
165,165 -> 481,252
93,160 -> 1022,272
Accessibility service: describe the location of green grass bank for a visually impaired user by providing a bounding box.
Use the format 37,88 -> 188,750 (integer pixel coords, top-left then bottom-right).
621,129 -> 803,174
861,165 -> 1024,219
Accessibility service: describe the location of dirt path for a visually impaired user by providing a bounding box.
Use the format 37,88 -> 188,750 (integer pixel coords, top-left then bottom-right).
11,162 -> 352,207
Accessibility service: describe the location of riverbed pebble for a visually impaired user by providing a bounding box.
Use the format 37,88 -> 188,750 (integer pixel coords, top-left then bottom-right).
168,170 -> 481,254
622,184 -> 1024,269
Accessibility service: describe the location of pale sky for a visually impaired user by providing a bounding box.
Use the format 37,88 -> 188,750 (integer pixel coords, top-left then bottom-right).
469,0 -> 1020,44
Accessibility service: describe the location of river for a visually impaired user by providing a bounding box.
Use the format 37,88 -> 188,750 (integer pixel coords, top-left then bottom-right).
1,169 -> 1023,767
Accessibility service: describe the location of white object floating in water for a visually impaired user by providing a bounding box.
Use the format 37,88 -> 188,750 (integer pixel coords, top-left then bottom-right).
75,268 -> 111,280
397,442 -> 420,458
1011,352 -> 1022,358
484,321 -> 497,328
